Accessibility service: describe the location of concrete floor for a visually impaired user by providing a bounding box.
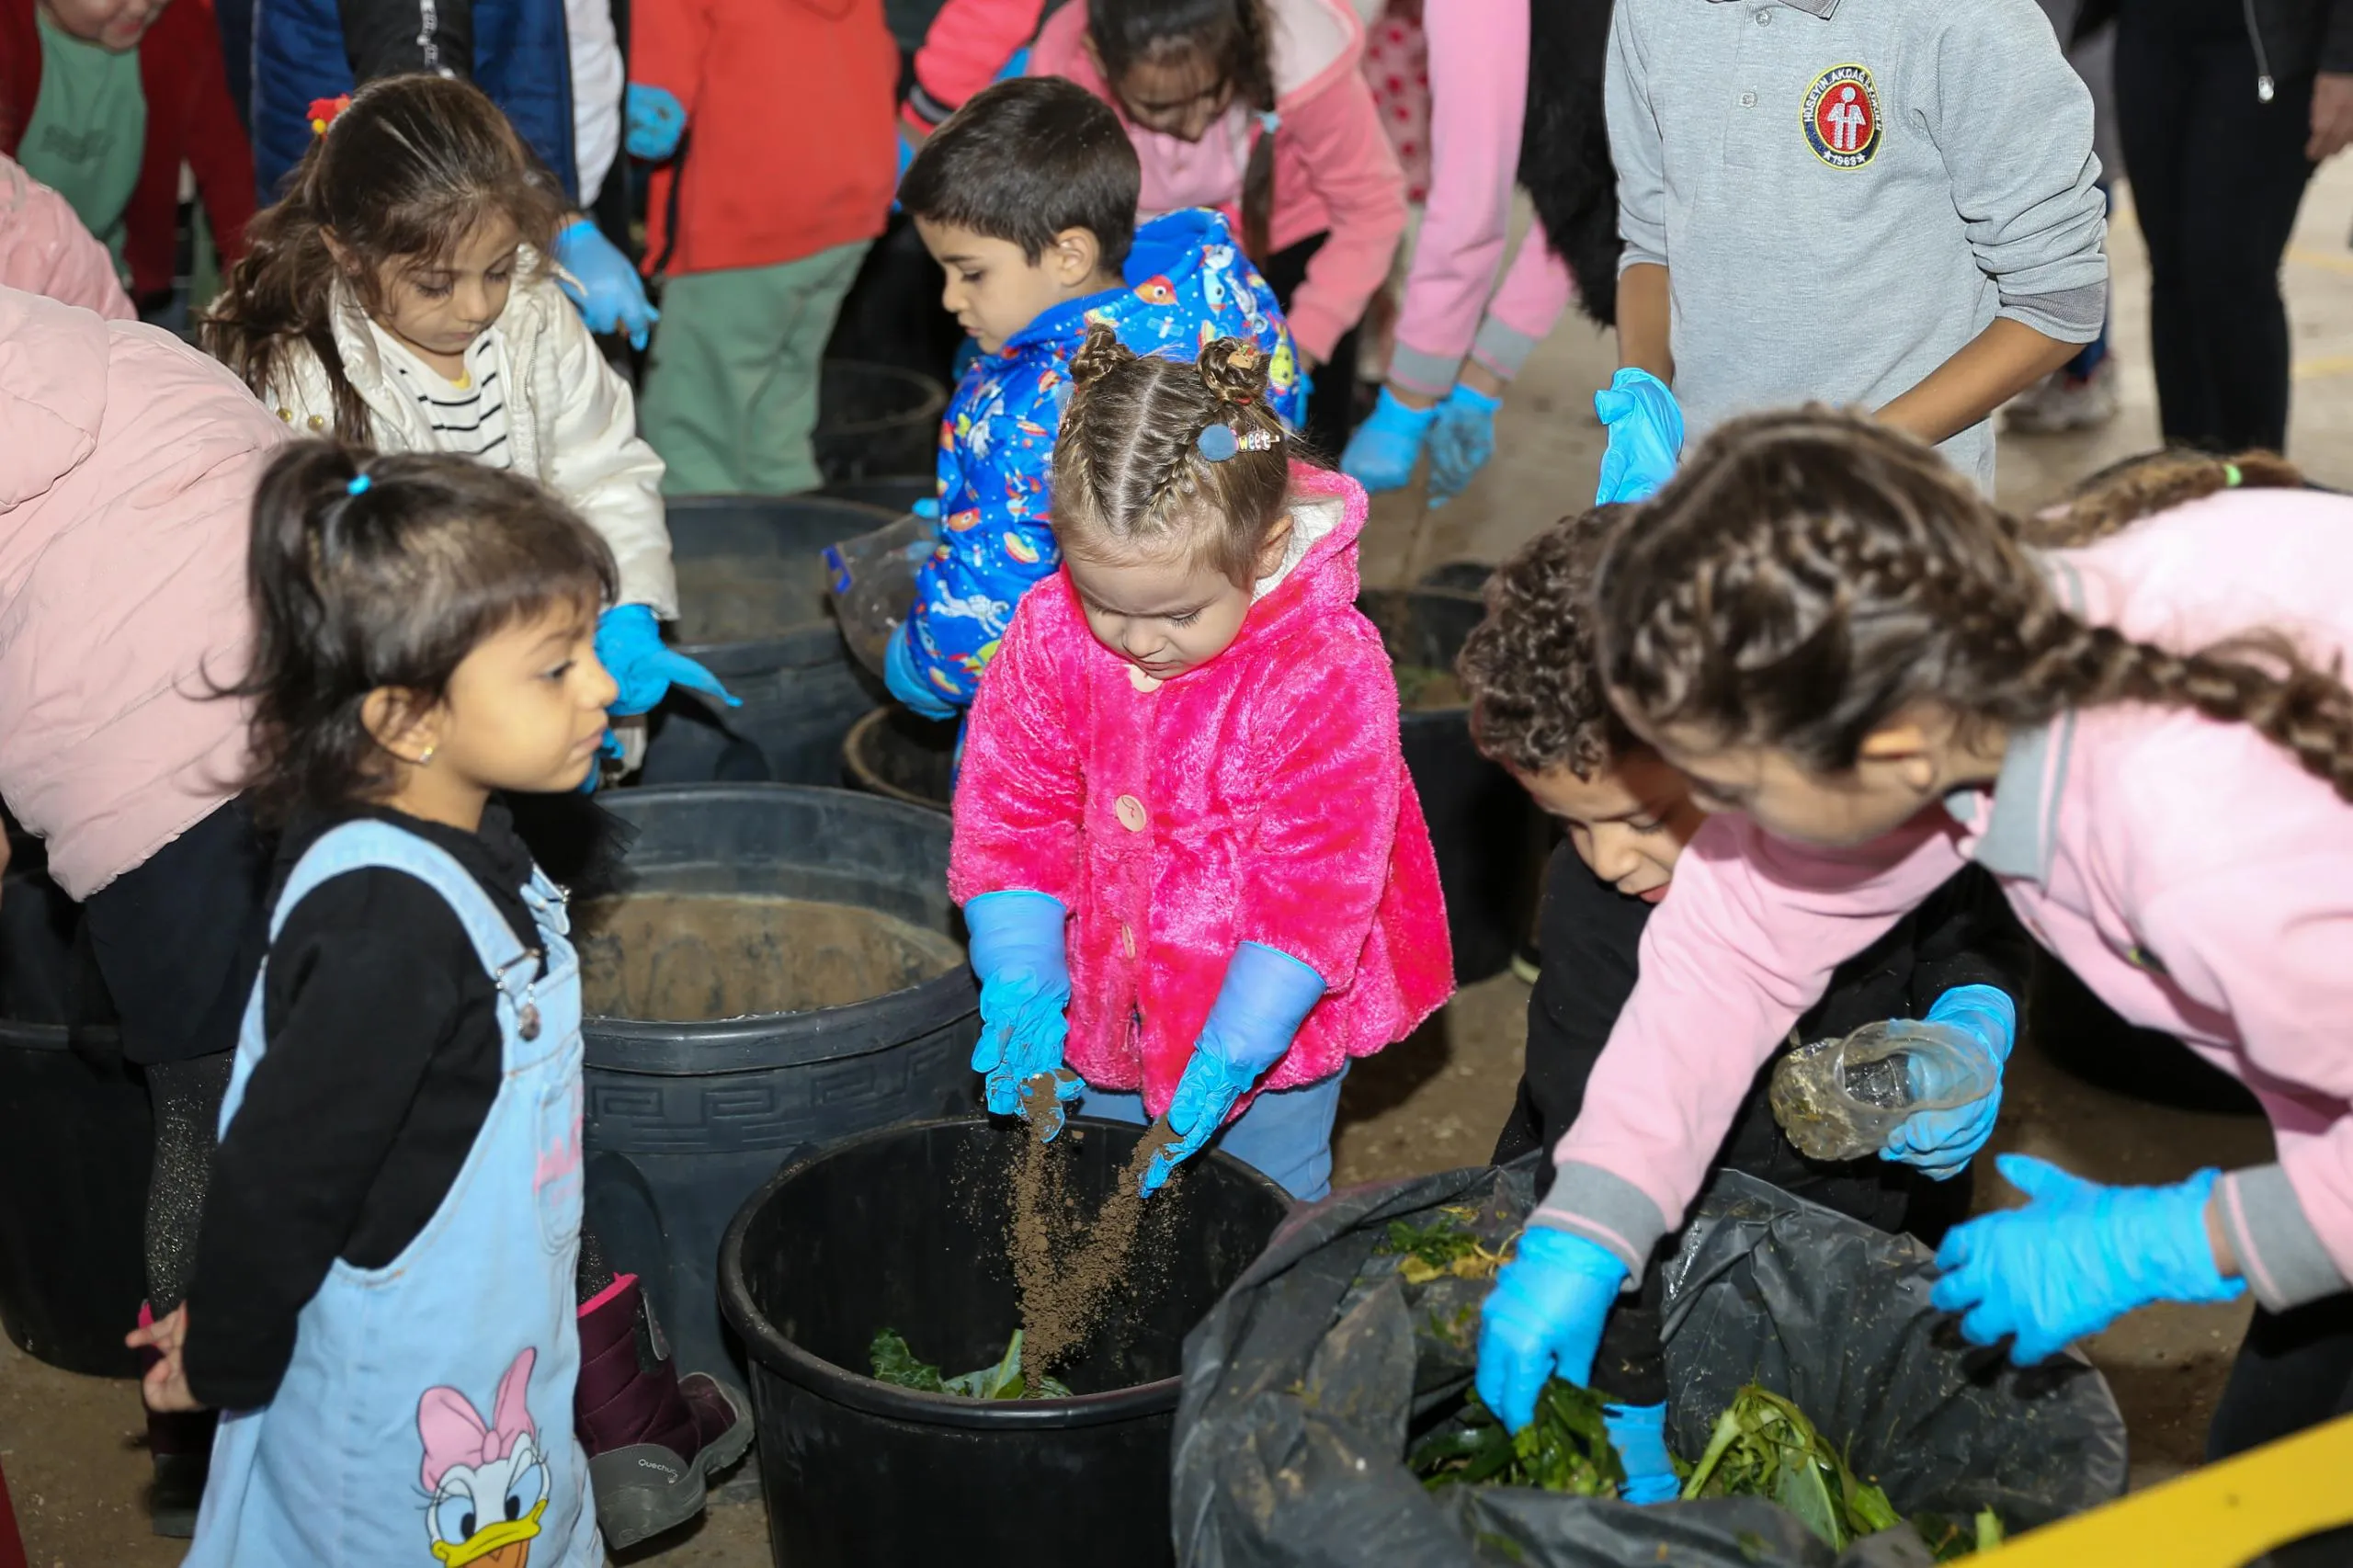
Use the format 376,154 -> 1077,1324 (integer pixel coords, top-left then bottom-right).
6,161 -> 2352,1567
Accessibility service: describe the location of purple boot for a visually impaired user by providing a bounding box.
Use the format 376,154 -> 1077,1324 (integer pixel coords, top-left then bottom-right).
574,1274 -> 754,1550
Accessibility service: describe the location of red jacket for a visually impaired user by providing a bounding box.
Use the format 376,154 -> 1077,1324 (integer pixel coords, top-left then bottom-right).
0,0 -> 254,301
631,0 -> 897,277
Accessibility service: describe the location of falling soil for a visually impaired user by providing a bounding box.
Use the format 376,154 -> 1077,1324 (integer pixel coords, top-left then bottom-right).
1008,1118 -> 1185,1375
672,552 -> 830,644
1392,663 -> 1467,710
575,892 -> 963,1021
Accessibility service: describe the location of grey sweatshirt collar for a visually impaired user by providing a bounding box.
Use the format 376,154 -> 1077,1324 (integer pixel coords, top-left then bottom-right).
1707,0 -> 1841,16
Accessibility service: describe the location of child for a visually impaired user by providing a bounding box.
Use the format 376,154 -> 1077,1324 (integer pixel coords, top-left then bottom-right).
200,74 -> 728,764
1595,0 -> 2109,500
886,75 -> 1302,720
1473,410 -> 2353,1466
1029,0 -> 1407,459
1458,504 -> 2029,1499
624,0 -> 896,494
949,328 -> 1452,1200
126,444 -> 619,1565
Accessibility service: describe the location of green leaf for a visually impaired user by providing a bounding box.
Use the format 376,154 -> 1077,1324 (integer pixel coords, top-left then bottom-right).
869,1328 -> 946,1393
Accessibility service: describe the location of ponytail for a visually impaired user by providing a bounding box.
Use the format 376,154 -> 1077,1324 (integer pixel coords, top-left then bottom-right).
2029,448 -> 2304,549
1086,0 -> 1279,261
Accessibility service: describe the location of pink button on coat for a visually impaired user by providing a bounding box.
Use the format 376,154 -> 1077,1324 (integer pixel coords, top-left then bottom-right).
949,464 -> 1454,1114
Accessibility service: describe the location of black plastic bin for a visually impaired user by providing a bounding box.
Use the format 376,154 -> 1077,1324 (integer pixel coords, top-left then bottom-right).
720,1116 -> 1290,1568
815,473 -> 938,516
840,706 -> 956,813
813,360 -> 949,483
0,848 -> 152,1378
1358,587 -> 1545,985
642,495 -> 898,786
577,785 -> 982,1381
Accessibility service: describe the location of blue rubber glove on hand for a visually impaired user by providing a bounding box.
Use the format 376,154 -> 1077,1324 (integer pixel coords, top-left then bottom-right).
552,219 -> 660,350
1340,386 -> 1438,494
884,620 -> 959,721
1426,383 -> 1503,509
964,891 -> 1076,1120
1881,983 -> 2016,1180
1592,368 -> 1684,505
596,604 -> 738,717
1476,1226 -> 1627,1432
1140,942 -> 1324,1196
1931,1155 -> 2244,1365
1603,1402 -> 1679,1505
625,84 -> 686,161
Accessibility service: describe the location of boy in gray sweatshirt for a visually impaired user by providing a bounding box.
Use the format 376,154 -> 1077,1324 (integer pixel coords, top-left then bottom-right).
1597,0 -> 2109,494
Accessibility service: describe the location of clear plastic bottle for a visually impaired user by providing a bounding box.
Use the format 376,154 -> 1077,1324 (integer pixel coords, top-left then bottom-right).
1767,1019 -> 2002,1162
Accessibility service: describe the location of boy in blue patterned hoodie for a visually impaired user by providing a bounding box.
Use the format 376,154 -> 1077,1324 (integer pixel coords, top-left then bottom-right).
886,76 -> 1304,718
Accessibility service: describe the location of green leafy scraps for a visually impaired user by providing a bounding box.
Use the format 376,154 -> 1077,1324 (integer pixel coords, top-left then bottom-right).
1681,1385 -> 1900,1551
1378,1211 -> 1508,1285
1410,1381 -> 1624,1498
867,1328 -> 1073,1400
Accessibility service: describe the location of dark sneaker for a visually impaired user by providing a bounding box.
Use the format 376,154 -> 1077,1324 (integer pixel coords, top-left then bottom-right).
135,1303 -> 215,1539
574,1274 -> 754,1550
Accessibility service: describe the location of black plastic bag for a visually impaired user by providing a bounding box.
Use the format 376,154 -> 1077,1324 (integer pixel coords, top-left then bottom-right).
1174,1165 -> 2127,1567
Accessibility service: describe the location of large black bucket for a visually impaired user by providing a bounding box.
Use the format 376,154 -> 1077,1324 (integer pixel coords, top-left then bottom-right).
0,847 -> 151,1377
840,706 -> 956,813
719,1116 -> 1290,1568
815,473 -> 938,516
1358,587 -> 1545,984
575,784 -> 982,1381
642,495 -> 897,786
813,360 -> 949,483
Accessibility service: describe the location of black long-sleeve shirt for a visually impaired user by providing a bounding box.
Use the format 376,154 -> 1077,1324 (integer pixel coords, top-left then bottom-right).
183,802 -> 539,1410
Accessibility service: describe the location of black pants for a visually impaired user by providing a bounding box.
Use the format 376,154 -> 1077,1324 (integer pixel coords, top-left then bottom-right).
2209,1294 -> 2353,1461
2115,0 -> 2317,454
1256,231 -> 1364,461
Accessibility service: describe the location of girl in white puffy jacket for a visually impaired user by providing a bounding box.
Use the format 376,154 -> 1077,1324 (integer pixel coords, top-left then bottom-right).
203,74 -> 730,738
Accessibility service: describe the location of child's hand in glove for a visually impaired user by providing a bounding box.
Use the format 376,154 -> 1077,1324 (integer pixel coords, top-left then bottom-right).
1593,369 -> 1684,504
963,892 -> 1076,1120
1340,387 -> 1438,494
1139,943 -> 1324,1195
1426,383 -> 1502,508
596,604 -> 738,717
1880,983 -> 2015,1180
553,219 -> 661,350
1474,1227 -> 1626,1432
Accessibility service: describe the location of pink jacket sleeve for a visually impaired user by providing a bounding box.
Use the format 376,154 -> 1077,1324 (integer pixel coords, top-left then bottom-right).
0,158 -> 133,321
948,584 -> 1086,909
1385,0 -> 1526,398
1279,62 -> 1408,365
1537,809 -> 1973,1271
910,0 -> 1045,121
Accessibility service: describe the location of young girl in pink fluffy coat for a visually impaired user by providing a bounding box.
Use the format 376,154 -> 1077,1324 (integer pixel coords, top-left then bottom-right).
949,324 -> 1454,1201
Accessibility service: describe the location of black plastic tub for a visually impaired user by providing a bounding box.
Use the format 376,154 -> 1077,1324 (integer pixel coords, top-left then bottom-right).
840,706 -> 956,812
1358,587 -> 1545,984
813,360 -> 949,483
720,1116 -> 1290,1568
0,849 -> 151,1377
576,785 -> 981,1380
643,495 -> 898,786
815,473 -> 938,517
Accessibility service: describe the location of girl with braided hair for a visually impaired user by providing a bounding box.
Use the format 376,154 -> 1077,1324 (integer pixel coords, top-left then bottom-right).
1475,407 -> 2353,1462
949,325 -> 1452,1201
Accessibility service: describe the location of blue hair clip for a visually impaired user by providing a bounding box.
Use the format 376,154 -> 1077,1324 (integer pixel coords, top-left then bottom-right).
347,473 -> 372,496
1257,110 -> 1281,136
1196,423 -> 1279,462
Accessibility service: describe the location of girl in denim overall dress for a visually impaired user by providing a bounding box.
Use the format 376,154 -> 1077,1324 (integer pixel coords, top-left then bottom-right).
128,443 -> 622,1567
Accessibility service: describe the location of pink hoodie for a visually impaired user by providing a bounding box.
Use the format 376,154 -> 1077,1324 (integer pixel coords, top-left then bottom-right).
0,155 -> 133,322
0,288 -> 286,897
1029,0 -> 1407,365
1540,486 -> 2353,1316
949,465 -> 1454,1113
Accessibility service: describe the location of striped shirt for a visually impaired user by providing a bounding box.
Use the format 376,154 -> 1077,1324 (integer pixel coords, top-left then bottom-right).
369,324 -> 515,469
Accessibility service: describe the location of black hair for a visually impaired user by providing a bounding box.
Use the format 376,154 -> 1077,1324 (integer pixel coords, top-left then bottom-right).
233,442 -> 618,821
900,77 -> 1142,268
1086,0 -> 1277,261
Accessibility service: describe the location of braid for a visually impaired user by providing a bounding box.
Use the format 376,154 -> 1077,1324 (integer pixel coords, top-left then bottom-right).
2031,448 -> 2304,549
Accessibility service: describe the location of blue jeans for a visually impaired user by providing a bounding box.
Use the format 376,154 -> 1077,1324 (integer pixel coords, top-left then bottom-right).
1079,1070 -> 1347,1202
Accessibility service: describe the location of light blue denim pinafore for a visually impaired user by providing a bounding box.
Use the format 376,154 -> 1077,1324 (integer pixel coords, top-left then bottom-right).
186,821 -> 600,1568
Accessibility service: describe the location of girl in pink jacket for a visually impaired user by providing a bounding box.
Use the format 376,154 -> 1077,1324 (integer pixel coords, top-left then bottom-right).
1474,408 -> 2353,1462
949,326 -> 1451,1200
1029,0 -> 1406,460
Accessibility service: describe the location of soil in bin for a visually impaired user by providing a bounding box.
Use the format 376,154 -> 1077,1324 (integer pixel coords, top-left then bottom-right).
575,892 -> 962,1021
1006,1114 -> 1184,1375
671,552 -> 831,644
1392,664 -> 1466,710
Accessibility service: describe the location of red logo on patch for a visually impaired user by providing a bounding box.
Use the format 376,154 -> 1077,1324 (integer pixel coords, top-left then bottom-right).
1802,64 -> 1883,169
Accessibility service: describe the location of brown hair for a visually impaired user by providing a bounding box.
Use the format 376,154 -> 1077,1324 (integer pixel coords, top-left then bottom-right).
2028,447 -> 2304,548
1086,0 -> 1279,260
233,442 -> 617,823
201,74 -> 564,444
1458,506 -> 1639,777
1595,408 -> 2353,803
1052,324 -> 1297,584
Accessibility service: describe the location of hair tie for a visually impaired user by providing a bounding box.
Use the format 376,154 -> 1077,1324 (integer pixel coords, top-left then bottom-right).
1257,110 -> 1281,136
1197,424 -> 1279,462
2222,462 -> 2244,488
308,96 -> 352,138
347,472 -> 373,496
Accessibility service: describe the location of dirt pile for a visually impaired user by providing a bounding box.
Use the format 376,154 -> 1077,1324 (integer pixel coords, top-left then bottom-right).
1007,1118 -> 1183,1374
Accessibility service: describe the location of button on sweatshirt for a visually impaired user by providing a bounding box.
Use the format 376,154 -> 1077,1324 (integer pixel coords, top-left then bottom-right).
1606,0 -> 2109,490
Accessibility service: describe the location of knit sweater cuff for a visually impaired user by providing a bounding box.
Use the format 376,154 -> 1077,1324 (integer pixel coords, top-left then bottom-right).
2220,1164 -> 2351,1312
1385,339 -> 1467,400
1529,1160 -> 1667,1282
1998,278 -> 2107,344
1466,312 -> 1542,382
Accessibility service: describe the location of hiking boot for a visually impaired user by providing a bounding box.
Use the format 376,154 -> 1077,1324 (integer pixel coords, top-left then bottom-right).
2004,357 -> 2120,434
135,1302 -> 214,1538
574,1274 -> 754,1551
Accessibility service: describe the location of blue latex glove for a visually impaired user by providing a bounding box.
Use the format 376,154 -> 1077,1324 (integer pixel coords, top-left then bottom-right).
625,84 -> 686,161
884,620 -> 959,721
1592,368 -> 1685,505
1603,1402 -> 1679,1505
575,727 -> 624,794
1339,386 -> 1438,494
595,604 -> 739,717
1931,1155 -> 2244,1365
552,218 -> 660,350
1426,383 -> 1502,509
1881,983 -> 2016,1180
964,891 -> 1079,1120
1140,942 -> 1324,1196
1475,1226 -> 1627,1432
